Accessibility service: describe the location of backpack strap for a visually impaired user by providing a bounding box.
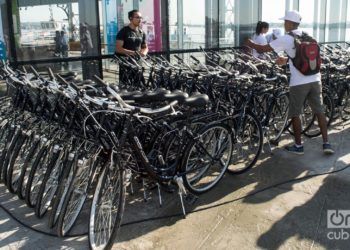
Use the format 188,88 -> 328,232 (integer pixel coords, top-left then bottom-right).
286,32 -> 298,60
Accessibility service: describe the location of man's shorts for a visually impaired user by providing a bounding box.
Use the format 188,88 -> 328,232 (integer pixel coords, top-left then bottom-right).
288,81 -> 324,118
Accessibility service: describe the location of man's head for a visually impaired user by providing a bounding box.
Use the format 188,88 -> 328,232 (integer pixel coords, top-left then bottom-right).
279,10 -> 301,31
128,9 -> 142,27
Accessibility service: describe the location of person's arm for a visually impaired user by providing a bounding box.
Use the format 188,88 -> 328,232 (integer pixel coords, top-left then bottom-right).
115,40 -> 136,56
245,39 -> 273,53
140,44 -> 148,57
140,32 -> 148,57
246,38 -> 289,66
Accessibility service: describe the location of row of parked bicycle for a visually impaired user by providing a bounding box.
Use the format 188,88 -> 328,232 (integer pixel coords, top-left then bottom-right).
0,42 -> 348,250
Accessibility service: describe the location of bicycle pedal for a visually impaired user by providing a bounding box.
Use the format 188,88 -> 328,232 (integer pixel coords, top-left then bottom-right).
184,193 -> 198,205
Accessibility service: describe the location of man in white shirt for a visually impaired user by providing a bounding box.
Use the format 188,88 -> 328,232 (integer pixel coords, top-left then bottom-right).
245,10 -> 334,155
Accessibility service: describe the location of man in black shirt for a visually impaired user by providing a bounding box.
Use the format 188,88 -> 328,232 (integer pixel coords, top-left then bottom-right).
116,9 -> 148,83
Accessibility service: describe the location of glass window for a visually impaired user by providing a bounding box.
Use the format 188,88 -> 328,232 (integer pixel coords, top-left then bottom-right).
219,0 -> 235,47
169,0 -> 178,50
102,58 -> 118,83
14,0 -> 99,61
261,0 -> 285,40
325,0 -> 347,42
234,0 -> 259,46
299,0 -> 315,36
100,0 -> 117,55
0,0 -> 10,60
118,0 -> 133,27
169,0 -> 205,50
347,0 -> 350,41
183,0 -> 205,49
139,0 -> 163,52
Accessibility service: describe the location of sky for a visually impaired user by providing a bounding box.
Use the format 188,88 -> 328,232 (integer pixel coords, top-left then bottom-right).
18,0 -> 350,25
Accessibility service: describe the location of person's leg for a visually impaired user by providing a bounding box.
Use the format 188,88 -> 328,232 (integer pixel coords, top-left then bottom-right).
288,84 -> 310,145
284,84 -> 310,155
307,81 -> 334,154
307,82 -> 329,143
316,113 -> 328,143
291,116 -> 302,145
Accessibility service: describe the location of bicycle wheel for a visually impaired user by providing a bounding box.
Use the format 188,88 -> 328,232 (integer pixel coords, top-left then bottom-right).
25,142 -> 55,207
303,91 -> 334,138
48,153 -> 76,228
227,111 -> 263,174
0,125 -> 19,182
181,122 -> 233,194
57,155 -> 100,236
89,158 -> 126,250
17,137 -> 44,200
6,131 -> 31,193
267,92 -> 289,142
35,147 -> 67,218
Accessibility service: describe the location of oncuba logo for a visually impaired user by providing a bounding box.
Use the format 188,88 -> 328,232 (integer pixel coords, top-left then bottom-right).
327,210 -> 350,228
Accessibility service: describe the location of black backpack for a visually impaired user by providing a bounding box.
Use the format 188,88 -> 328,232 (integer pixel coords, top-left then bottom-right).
288,32 -> 321,75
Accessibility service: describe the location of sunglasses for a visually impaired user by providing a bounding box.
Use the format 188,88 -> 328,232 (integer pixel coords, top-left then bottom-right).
133,16 -> 143,20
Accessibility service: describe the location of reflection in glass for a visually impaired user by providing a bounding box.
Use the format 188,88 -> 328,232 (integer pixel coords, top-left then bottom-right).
261,0 -> 285,39
347,0 -> 350,41
0,0 -> 9,60
219,0 -> 235,47
183,0 -> 205,49
16,3 -> 80,61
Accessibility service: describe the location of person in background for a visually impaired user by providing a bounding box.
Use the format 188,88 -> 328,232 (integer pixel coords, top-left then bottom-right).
115,9 -> 148,83
266,28 -> 282,43
80,22 -> 94,56
60,30 -> 69,59
115,9 -> 148,57
54,30 -> 61,57
251,21 -> 269,59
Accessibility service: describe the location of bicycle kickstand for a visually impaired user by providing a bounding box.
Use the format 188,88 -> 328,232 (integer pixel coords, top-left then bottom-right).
156,183 -> 163,207
175,176 -> 187,218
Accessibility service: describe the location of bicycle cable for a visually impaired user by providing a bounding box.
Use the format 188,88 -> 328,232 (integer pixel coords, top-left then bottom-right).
0,163 -> 348,238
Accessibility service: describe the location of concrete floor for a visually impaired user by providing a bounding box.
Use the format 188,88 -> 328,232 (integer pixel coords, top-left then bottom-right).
0,119 -> 350,250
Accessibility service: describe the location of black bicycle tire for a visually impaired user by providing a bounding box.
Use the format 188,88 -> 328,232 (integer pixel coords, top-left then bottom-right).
227,110 -> 263,175
88,160 -> 126,250
181,122 -> 234,194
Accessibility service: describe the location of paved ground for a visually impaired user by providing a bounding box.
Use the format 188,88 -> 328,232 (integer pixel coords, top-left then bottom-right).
0,117 -> 350,250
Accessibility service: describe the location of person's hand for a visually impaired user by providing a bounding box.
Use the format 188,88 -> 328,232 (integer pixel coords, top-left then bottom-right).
128,51 -> 136,56
275,56 -> 288,66
140,51 -> 147,57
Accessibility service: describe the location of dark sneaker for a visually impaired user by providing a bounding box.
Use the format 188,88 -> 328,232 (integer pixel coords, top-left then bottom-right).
285,144 -> 304,155
323,143 -> 334,155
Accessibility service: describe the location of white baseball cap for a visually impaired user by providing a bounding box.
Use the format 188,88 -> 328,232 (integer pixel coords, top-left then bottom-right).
279,10 -> 302,23
272,29 -> 282,38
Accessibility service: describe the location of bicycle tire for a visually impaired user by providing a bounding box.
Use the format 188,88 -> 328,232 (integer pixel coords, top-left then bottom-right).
57,156 -> 99,236
303,91 -> 334,138
227,110 -> 263,175
6,131 -> 31,193
16,137 -> 43,200
268,92 -> 289,142
1,127 -> 22,184
24,142 -> 52,207
89,159 -> 126,250
35,146 -> 66,218
48,152 -> 76,228
181,122 -> 233,194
